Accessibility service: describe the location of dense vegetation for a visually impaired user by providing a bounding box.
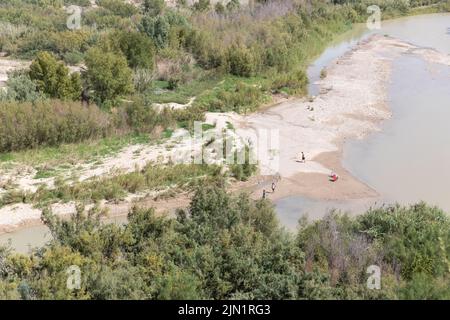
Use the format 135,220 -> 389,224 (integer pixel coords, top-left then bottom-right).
2,0 -> 449,153
0,187 -> 449,299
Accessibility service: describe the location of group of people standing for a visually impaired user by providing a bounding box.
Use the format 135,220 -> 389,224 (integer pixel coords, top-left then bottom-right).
261,151 -> 339,199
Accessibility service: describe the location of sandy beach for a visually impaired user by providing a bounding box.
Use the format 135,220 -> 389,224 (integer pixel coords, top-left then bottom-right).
220,35 -> 450,202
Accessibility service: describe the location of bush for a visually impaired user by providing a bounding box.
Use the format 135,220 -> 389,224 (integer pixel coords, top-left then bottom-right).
84,47 -> 134,105
29,51 -> 82,100
142,0 -> 166,16
64,0 -> 91,6
271,70 -> 309,95
230,146 -> 257,181
0,100 -> 110,152
105,31 -> 156,70
357,203 -> 450,280
207,82 -> 269,113
62,51 -> 84,65
0,70 -> 42,102
125,99 -> 174,133
225,44 -> 256,77
97,0 -> 139,17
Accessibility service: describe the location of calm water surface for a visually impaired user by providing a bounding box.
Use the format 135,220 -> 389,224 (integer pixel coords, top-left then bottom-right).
279,13 -> 450,229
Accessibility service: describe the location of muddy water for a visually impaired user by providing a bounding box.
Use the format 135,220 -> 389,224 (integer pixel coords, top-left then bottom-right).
0,215 -> 128,254
278,13 -> 450,229
343,55 -> 450,211
308,13 -> 450,95
0,224 -> 52,254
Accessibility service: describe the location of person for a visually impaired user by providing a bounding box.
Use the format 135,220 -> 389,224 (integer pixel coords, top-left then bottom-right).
330,172 -> 339,182
271,182 -> 276,193
262,189 -> 267,199
301,152 -> 306,163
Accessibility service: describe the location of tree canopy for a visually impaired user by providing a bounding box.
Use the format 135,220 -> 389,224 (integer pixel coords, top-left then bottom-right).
1,187 -> 449,300
29,51 -> 81,101
84,48 -> 134,105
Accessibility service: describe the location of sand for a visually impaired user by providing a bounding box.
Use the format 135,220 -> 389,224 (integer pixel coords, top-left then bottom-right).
209,35 -> 450,201
0,57 -> 29,87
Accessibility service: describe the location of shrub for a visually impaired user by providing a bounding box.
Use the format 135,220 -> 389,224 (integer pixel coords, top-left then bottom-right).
105,31 -> 156,70
142,0 -> 166,16
0,100 -> 110,152
84,47 -> 134,105
29,51 -> 82,100
193,0 -> 211,12
141,10 -> 190,49
64,0 -> 91,6
62,51 -> 84,65
357,203 -> 450,280
207,82 -> 269,113
271,69 -> 308,95
184,29 -> 224,69
133,68 -> 155,93
225,44 -> 256,77
1,70 -> 42,102
97,0 -> 139,17
230,146 -> 257,181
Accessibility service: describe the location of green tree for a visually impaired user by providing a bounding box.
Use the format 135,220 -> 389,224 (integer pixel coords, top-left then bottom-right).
141,10 -> 190,49
29,51 -> 81,101
226,44 -> 256,77
84,48 -> 134,105
143,0 -> 165,16
110,31 -> 156,70
141,15 -> 170,48
214,2 -> 225,14
357,203 -> 450,279
398,273 -> 450,299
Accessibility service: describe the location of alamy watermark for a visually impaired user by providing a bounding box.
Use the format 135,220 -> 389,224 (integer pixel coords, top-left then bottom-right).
366,265 -> 381,290
66,5 -> 82,30
367,5 -> 382,30
66,265 -> 82,290
168,121 -> 280,174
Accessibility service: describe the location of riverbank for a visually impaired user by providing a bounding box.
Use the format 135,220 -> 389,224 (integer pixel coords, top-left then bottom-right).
0,193 -> 191,234
224,35 -> 450,202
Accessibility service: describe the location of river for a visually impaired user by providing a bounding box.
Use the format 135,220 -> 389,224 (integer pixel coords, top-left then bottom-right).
2,13 -> 450,250
278,13 -> 450,229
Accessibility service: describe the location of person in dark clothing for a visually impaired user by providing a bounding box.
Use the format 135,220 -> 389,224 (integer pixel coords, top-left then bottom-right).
301,152 -> 306,163
262,189 -> 267,199
271,182 -> 276,193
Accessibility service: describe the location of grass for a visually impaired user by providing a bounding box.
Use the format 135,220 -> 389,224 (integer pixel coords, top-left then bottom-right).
0,133 -> 152,168
202,123 -> 216,131
30,163 -> 225,206
194,75 -> 272,113
148,73 -> 273,115
148,75 -> 222,105
226,122 -> 235,130
33,168 -> 57,179
162,128 -> 174,139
